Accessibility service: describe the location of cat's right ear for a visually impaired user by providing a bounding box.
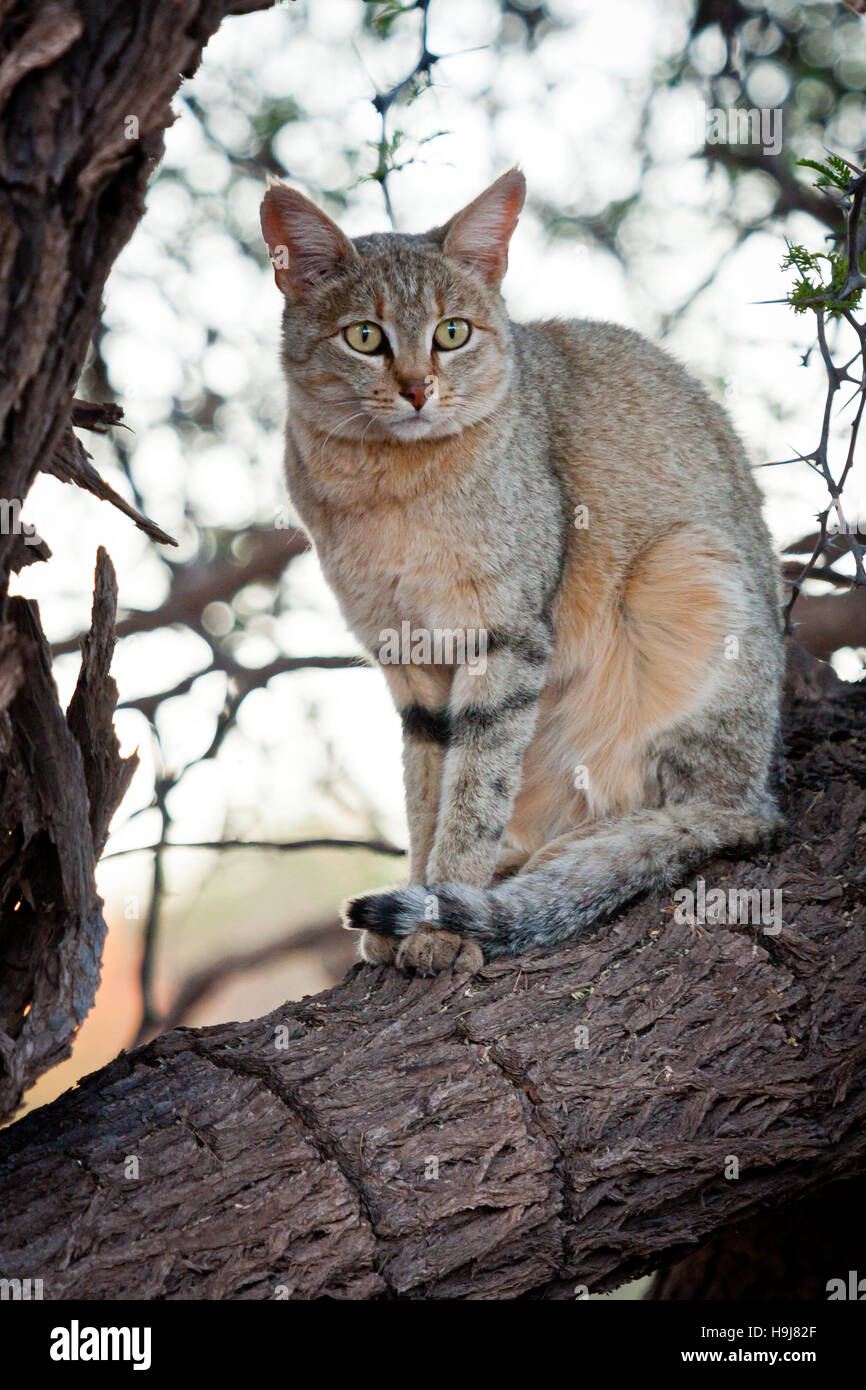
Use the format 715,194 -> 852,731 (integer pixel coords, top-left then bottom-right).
260,181 -> 356,300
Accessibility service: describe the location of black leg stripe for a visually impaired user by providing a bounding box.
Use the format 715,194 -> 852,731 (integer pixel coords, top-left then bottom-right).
400,705 -> 451,745
401,685 -> 541,746
486,629 -> 552,666
452,688 -> 540,739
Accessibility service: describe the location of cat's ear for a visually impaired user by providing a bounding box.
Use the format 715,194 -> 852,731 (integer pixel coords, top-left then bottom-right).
439,168 -> 526,289
260,180 -> 356,300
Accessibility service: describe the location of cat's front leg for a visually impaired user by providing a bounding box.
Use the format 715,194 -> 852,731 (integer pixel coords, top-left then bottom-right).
357,666 -> 448,965
358,735 -> 446,966
425,629 -> 550,885
345,627 -> 552,970
398,719 -> 445,883
383,664 -> 451,880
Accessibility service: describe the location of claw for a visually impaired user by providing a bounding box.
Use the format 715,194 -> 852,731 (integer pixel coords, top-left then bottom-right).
394,928 -> 484,976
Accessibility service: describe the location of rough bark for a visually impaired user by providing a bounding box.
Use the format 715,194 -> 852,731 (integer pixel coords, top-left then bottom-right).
0,648 -> 863,1299
0,0 -> 278,1116
0,551 -> 135,1121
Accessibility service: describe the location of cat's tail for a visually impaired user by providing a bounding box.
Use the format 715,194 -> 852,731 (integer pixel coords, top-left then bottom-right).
345,800 -> 780,958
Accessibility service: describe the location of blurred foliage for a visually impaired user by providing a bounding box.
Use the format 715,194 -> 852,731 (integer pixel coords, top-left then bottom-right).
686,0 -> 866,170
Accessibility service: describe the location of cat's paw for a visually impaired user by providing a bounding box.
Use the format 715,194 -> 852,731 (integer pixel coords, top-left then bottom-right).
395,928 -> 484,976
343,885 -> 485,974
358,930 -> 396,965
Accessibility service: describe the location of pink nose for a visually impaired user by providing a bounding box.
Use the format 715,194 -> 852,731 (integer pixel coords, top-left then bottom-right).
399,379 -> 428,411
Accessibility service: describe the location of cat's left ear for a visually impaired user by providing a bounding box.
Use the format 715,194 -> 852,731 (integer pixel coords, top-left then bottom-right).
260,179 -> 356,300
439,168 -> 526,289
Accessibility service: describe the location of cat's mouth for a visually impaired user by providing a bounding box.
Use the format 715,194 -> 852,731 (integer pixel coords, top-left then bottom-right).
386,412 -> 440,439
391,412 -> 433,429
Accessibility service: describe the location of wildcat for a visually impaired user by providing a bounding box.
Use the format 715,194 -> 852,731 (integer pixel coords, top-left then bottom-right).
260,169 -> 783,975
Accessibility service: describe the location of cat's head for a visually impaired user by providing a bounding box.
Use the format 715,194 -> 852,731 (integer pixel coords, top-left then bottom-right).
260,170 -> 525,444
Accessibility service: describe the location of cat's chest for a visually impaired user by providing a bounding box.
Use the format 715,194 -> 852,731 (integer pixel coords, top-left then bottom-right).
315,505 -> 488,645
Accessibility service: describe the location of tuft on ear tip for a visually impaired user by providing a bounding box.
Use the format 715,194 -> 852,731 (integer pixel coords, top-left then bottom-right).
498,165 -> 527,209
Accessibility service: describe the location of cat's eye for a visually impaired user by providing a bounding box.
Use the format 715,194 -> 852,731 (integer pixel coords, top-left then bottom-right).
434,317 -> 471,350
343,322 -> 384,354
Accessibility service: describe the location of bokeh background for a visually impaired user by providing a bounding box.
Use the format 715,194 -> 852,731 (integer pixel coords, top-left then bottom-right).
11,0 -> 866,1121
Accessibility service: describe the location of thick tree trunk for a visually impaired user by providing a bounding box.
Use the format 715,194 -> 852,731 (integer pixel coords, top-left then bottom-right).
0,0 -> 277,1118
0,649 -> 863,1299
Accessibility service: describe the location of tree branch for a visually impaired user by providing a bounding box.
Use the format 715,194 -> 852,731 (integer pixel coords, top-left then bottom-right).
1,647 -> 863,1298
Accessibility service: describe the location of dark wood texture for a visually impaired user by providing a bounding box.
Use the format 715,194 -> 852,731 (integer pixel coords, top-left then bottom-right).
0,551 -> 135,1119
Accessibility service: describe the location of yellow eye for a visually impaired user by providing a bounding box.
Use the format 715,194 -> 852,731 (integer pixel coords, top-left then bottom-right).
434,317 -> 471,350
343,322 -> 384,354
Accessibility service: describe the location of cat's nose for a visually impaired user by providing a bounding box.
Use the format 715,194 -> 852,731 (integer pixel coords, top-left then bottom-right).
398,379 -> 429,412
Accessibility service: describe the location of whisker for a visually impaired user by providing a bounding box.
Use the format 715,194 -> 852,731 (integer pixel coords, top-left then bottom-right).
318,411 -> 372,460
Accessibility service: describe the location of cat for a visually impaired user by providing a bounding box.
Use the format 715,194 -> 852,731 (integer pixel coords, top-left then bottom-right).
260,168 -> 784,975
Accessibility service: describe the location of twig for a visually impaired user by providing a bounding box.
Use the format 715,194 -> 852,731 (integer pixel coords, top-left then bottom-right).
366,0 -> 438,224
153,918 -> 349,1035
105,836 -> 406,860
780,167 -> 866,631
